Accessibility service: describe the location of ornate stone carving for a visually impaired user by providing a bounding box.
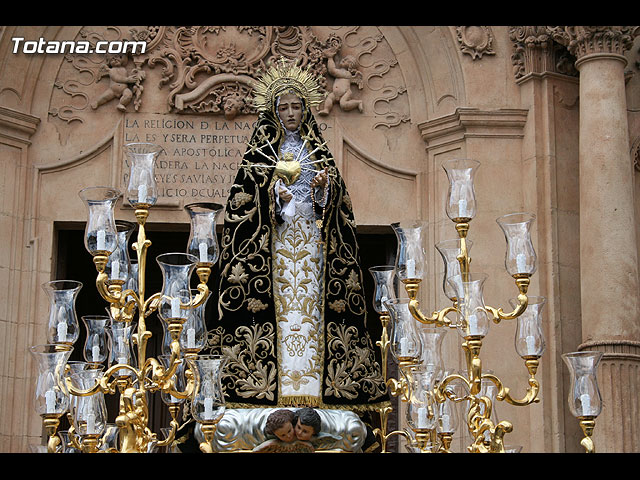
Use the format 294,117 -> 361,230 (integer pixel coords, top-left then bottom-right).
90,53 -> 145,112
317,42 -> 364,115
509,26 -> 578,80
548,26 -> 640,60
456,26 -> 495,60
632,136 -> 640,172
142,26 -> 331,117
48,26 -> 407,130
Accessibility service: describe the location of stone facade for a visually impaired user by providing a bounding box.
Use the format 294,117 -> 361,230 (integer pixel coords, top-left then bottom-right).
1,25 -> 639,453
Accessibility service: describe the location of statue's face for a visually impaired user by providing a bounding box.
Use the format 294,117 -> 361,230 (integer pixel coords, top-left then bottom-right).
273,421 -> 295,443
277,93 -> 303,132
294,419 -> 315,441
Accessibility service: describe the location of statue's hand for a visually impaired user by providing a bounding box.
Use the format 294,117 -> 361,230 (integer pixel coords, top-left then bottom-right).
278,186 -> 293,203
311,168 -> 328,189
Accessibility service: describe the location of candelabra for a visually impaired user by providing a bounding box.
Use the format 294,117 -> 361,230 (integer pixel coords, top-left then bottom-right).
30,143 -> 226,453
371,158 -> 546,453
562,351 -> 603,453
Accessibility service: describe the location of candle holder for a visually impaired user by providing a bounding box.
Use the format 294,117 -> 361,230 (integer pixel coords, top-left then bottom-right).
43,280 -> 82,348
81,315 -> 109,364
184,202 -> 223,285
30,344 -> 73,453
381,157 -> 543,453
369,265 -> 407,452
443,158 -> 479,223
180,288 -> 210,356
562,351 -> 603,453
124,142 -> 162,209
68,367 -> 107,453
406,368 -> 439,453
188,355 -> 227,453
30,143 -> 223,453
435,239 -> 473,302
435,372 -> 461,453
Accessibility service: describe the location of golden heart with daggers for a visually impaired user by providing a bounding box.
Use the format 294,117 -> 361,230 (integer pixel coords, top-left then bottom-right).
275,156 -> 301,186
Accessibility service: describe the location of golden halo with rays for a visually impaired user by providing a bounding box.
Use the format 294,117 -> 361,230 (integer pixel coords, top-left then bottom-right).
252,57 -> 325,113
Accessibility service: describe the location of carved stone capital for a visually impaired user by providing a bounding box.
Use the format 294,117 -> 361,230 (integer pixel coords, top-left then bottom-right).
509,26 -> 578,80
548,26 -> 640,63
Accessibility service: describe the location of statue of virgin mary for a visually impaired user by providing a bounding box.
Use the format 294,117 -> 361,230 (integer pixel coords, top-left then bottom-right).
210,58 -> 389,414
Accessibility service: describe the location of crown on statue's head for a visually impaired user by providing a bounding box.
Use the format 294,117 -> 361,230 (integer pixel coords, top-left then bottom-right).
252,57 -> 324,113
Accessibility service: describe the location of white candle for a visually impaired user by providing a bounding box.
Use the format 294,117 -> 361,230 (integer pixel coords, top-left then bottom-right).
86,411 -> 96,435
45,389 -> 56,413
406,259 -> 416,278
138,184 -> 147,204
441,413 -> 451,432
92,343 -> 101,362
171,297 -> 181,318
187,328 -> 196,349
467,314 -> 479,336
198,242 -> 208,263
96,230 -> 106,251
580,393 -> 592,414
117,356 -> 127,376
204,397 -> 213,419
380,295 -> 388,311
57,321 -> 67,341
526,335 -> 536,354
400,337 -> 408,356
112,261 -> 120,280
516,253 -> 527,273
458,198 -> 468,217
417,407 -> 428,429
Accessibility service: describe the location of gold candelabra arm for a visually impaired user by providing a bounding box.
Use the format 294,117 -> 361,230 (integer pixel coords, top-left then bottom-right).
154,404 -> 181,449
113,290 -> 139,323
470,420 -> 513,453
388,361 -> 420,402
196,265 -> 212,286
143,292 -> 161,317
190,282 -> 210,309
376,314 -> 391,380
372,411 -> 413,454
65,422 -> 83,451
486,277 -> 530,323
93,256 -> 125,306
436,372 -> 471,404
65,375 -> 103,398
404,279 -> 456,327
579,417 -> 596,453
42,414 -> 63,453
437,432 -> 454,453
387,377 -> 409,400
482,360 -> 541,407
199,423 -> 219,453
466,394 -> 513,453
114,386 -> 153,453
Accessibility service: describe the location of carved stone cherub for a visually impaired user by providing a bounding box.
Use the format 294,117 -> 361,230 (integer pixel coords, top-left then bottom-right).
317,44 -> 364,116
91,53 -> 145,112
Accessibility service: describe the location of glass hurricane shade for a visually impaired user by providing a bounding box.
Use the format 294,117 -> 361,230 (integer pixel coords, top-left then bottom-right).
124,143 -> 163,208
442,158 -> 479,222
391,221 -> 428,282
184,202 -> 223,265
78,186 -> 121,256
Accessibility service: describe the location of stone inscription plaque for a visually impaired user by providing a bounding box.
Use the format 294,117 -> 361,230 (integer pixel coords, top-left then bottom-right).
123,113 -> 256,206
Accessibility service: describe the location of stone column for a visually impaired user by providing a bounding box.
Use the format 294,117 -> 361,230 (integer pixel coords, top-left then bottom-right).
553,26 -> 640,452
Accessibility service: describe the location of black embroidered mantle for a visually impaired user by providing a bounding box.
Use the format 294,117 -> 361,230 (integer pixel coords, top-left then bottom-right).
208,105 -> 389,413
